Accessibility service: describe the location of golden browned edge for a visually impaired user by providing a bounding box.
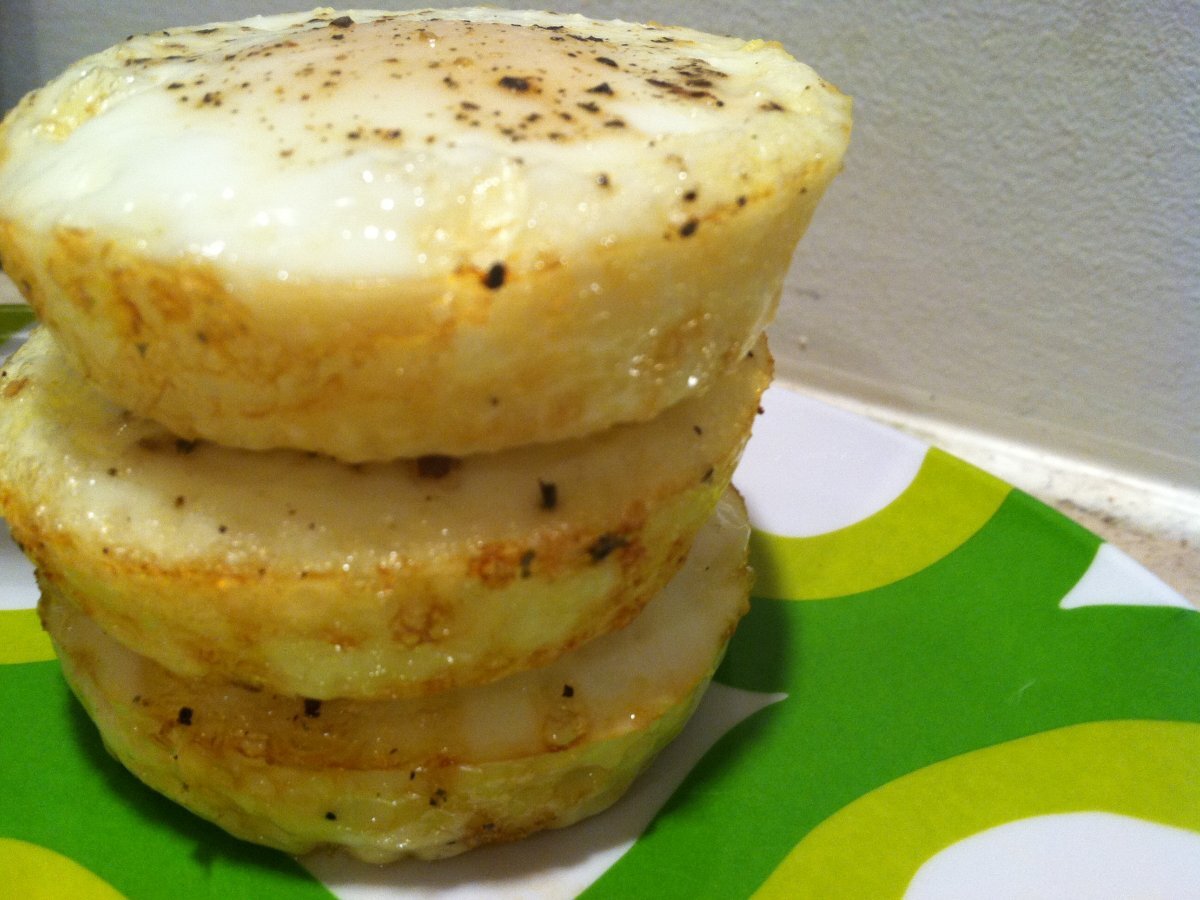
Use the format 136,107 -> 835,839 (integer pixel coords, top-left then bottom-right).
1,339 -> 771,699
40,507 -> 752,861
0,156 -> 819,460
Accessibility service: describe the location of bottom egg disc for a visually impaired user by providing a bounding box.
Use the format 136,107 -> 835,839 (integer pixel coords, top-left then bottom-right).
42,490 -> 752,862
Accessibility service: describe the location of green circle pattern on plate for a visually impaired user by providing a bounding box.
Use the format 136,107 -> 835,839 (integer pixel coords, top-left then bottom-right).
747,447 -> 1010,601
0,838 -> 125,900
581,420 -> 1200,898
752,719 -> 1200,898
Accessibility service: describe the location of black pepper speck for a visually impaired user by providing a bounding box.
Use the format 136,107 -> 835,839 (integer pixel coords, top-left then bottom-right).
416,455 -> 460,479
498,75 -> 531,92
587,532 -> 629,562
483,262 -> 507,289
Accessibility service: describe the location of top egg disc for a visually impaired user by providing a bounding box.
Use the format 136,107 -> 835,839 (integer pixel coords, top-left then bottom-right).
0,7 -> 850,460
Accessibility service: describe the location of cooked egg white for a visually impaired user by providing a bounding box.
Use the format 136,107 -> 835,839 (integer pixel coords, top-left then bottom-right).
2,8 -> 844,280
1,327 -> 769,699
0,8 -> 849,459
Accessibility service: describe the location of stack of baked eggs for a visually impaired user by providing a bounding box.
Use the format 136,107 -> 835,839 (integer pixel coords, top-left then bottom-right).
0,8 -> 850,861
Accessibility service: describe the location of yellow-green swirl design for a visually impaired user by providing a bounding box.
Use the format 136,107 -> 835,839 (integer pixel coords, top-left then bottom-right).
749,448 -> 1009,600
753,720 -> 1200,898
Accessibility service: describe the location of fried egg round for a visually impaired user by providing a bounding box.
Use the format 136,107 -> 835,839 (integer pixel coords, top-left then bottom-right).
1,327 -> 768,698
0,7 -> 849,460
42,489 -> 751,862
